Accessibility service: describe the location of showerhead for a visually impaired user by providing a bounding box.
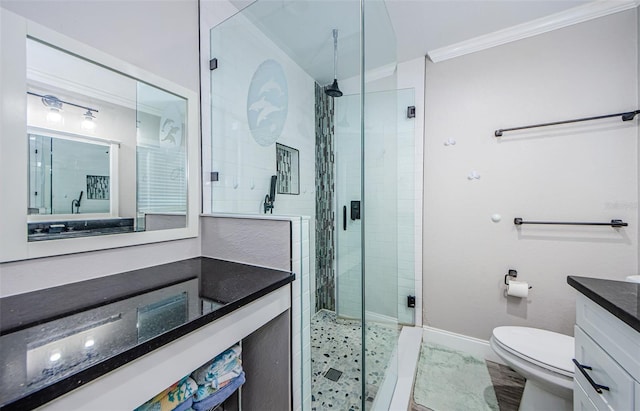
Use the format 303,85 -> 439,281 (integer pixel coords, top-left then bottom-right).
325,79 -> 343,98
325,29 -> 342,98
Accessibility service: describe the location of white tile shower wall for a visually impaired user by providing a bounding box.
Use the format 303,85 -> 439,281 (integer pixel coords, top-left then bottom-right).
199,0 -> 234,204
395,89 -> 417,326
291,217 -> 302,411
397,57 -> 425,327
364,90 -> 400,321
423,10 -> 639,340
333,88 -> 415,322
300,217 -> 312,411
334,95 -> 363,319
336,61 -> 424,327
282,216 -> 311,411
200,1 -> 315,220
200,1 -> 316,340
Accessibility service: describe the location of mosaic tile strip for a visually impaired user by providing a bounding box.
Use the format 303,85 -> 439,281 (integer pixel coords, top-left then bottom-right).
315,83 -> 336,312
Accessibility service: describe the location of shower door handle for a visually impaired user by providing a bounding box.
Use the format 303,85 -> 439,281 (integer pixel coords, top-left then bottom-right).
343,206 -> 347,231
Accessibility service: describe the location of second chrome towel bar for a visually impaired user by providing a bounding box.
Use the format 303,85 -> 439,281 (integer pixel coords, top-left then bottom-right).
514,218 -> 628,228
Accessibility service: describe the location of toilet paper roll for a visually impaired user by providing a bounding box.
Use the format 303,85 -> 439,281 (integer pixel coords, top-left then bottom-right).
507,280 -> 529,298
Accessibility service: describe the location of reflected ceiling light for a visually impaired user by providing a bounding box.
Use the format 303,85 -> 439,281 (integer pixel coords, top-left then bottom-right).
49,351 -> 62,362
42,95 -> 63,123
81,110 -> 97,130
84,338 -> 95,348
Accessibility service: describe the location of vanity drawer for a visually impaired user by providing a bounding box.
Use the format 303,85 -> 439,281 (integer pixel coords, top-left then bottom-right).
574,379 -> 599,411
576,294 -> 640,382
574,326 -> 636,411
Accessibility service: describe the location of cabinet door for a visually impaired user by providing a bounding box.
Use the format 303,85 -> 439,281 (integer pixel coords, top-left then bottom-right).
576,294 -> 640,382
575,326 -> 635,411
574,380 -> 598,411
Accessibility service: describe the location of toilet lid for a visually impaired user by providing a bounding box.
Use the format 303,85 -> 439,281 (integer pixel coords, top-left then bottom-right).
493,326 -> 574,374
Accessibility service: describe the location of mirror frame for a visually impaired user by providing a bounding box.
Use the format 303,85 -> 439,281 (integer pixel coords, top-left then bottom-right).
0,9 -> 200,262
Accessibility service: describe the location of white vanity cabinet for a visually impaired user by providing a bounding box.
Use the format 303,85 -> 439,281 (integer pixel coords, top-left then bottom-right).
573,294 -> 640,411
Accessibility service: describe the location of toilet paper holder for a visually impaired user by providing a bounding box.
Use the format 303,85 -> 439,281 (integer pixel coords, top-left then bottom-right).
504,269 -> 532,289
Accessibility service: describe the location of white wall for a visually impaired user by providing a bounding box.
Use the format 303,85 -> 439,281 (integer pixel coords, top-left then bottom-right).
1,0 -> 200,92
0,0 -> 201,297
423,10 -> 639,340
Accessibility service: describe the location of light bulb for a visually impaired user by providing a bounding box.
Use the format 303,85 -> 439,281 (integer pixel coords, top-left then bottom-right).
42,95 -> 63,123
46,108 -> 62,123
81,110 -> 96,130
82,118 -> 95,130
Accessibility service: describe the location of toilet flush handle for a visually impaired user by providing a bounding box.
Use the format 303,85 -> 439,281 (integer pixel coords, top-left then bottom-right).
572,359 -> 610,394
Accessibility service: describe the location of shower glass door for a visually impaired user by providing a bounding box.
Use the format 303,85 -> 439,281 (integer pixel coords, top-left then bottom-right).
206,1 -> 401,409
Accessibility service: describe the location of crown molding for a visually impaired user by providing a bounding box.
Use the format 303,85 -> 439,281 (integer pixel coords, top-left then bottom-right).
427,0 -> 640,63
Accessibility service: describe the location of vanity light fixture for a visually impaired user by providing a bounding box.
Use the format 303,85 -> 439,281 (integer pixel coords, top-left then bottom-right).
81,110 -> 96,130
28,91 -> 99,129
41,95 -> 63,123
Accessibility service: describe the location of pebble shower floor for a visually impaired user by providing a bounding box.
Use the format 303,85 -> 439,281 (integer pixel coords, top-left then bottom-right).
310,310 -> 399,411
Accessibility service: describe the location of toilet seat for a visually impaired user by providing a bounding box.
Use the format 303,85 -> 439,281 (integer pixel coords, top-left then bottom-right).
492,326 -> 574,378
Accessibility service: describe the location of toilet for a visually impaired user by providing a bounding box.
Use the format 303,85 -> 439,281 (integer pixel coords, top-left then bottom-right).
490,326 -> 574,411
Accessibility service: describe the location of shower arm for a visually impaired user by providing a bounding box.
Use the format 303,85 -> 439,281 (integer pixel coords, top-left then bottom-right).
333,29 -> 338,80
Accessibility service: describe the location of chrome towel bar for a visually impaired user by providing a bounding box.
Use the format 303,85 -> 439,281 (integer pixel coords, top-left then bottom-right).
514,218 -> 628,228
495,110 -> 640,137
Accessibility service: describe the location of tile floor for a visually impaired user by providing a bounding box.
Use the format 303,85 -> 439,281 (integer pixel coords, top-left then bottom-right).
309,312 -> 524,411
310,310 -> 399,411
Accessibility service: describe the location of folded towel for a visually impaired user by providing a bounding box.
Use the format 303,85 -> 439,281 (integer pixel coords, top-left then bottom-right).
209,363 -> 243,390
171,397 -> 193,411
193,379 -> 232,402
136,377 -> 198,411
191,345 -> 242,385
192,372 -> 245,411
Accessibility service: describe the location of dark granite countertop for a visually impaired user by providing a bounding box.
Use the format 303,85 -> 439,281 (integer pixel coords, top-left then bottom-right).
567,276 -> 640,333
0,257 -> 294,410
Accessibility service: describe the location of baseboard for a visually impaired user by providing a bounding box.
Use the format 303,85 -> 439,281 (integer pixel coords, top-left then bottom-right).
366,310 -> 398,325
335,310 -> 399,325
422,326 -> 505,365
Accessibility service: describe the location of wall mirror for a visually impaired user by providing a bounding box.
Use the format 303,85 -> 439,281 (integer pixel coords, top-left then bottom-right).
28,133 -> 115,216
0,10 -> 199,262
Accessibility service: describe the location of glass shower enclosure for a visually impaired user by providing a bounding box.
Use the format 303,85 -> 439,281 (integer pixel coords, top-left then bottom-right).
204,1 -> 412,409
